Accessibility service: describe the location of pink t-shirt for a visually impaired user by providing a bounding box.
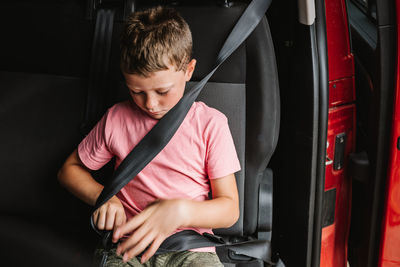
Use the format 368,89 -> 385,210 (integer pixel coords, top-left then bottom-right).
78,100 -> 241,252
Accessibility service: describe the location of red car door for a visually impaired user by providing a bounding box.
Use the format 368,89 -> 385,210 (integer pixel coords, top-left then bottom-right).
378,1 -> 400,265
321,0 -> 355,266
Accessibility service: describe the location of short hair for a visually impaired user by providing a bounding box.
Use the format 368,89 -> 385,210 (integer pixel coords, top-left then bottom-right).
120,6 -> 192,76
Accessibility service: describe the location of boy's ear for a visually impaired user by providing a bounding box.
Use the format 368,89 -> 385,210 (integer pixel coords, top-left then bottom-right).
185,59 -> 197,82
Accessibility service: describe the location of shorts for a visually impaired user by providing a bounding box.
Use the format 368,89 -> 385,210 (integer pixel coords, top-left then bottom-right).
93,248 -> 224,267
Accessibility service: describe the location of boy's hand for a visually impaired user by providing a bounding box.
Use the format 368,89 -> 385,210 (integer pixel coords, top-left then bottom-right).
92,196 -> 127,231
112,199 -> 187,263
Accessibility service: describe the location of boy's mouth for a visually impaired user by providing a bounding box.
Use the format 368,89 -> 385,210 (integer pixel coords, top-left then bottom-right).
148,111 -> 164,116
147,110 -> 166,118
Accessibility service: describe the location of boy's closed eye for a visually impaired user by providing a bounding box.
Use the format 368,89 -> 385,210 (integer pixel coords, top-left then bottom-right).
130,90 -> 143,95
157,90 -> 170,95
129,89 -> 170,96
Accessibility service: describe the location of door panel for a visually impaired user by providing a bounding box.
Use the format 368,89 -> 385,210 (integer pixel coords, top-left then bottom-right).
321,0 -> 355,266
321,105 -> 355,267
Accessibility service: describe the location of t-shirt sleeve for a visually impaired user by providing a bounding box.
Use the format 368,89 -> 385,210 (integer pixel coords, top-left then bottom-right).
206,113 -> 241,179
78,110 -> 114,170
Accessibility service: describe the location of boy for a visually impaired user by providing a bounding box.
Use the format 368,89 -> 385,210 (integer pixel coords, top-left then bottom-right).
58,6 -> 240,267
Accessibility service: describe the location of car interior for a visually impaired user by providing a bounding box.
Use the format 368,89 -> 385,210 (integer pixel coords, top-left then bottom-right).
0,0 -> 335,266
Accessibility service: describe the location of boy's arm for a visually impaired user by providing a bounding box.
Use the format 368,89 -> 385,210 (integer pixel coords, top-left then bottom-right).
182,173 -> 239,228
58,149 -> 126,230
57,149 -> 103,206
113,173 -> 239,263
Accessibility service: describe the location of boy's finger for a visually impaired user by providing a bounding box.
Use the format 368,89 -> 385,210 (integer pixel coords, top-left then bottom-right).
123,232 -> 155,262
92,211 -> 98,226
97,209 -> 106,230
114,212 -> 147,240
141,236 -> 164,264
117,222 -> 150,255
105,209 -> 116,230
112,212 -> 126,243
114,211 -> 123,228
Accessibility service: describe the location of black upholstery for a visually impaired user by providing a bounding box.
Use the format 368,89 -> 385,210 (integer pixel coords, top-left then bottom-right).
196,82 -> 247,236
0,72 -> 95,265
0,1 -> 279,266
0,1 -> 92,77
243,16 -> 279,236
0,72 -> 86,215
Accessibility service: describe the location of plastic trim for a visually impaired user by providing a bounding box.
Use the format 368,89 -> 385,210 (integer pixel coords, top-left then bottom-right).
298,0 -> 316,25
311,0 -> 329,266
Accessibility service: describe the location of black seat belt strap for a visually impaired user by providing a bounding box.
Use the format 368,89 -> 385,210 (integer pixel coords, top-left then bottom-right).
157,230 -> 274,264
257,168 -> 273,241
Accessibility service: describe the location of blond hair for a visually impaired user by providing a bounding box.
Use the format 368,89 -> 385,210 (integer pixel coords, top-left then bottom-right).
120,6 -> 192,76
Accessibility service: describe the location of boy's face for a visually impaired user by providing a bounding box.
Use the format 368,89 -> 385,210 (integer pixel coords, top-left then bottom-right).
123,59 -> 196,120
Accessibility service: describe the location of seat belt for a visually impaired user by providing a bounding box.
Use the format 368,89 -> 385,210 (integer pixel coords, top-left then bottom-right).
91,0 -> 283,265
81,8 -> 115,135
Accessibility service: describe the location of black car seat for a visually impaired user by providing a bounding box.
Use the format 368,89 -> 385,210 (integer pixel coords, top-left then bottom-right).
0,1 -> 279,266
96,1 -> 281,265
0,1 -> 96,266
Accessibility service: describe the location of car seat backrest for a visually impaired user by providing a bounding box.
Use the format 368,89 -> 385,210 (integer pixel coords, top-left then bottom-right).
242,15 -> 280,236
181,4 -> 248,237
0,72 -> 87,217
177,4 -> 280,237
196,81 -> 246,236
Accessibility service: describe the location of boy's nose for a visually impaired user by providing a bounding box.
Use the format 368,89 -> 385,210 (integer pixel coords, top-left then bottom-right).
145,95 -> 158,110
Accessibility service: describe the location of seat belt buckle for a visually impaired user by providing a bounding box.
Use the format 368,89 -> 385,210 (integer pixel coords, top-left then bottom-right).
203,232 -> 226,244
101,231 -> 114,251
228,250 -> 254,261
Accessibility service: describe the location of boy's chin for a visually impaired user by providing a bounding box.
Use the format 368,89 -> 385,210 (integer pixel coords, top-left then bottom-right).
146,111 -> 166,119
